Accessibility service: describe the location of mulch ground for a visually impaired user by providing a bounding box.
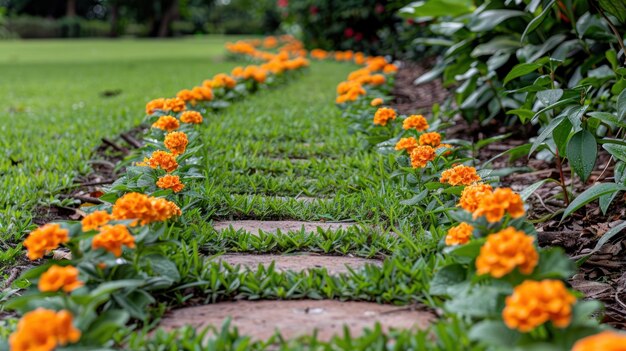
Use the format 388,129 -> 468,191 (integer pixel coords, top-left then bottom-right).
393,61 -> 626,329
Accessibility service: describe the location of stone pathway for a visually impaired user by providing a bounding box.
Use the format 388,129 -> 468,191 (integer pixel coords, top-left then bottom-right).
159,300 -> 434,341
212,253 -> 381,274
212,220 -> 356,234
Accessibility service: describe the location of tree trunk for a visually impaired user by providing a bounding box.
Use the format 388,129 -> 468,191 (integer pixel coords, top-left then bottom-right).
66,0 -> 76,17
109,3 -> 119,37
158,0 -> 179,37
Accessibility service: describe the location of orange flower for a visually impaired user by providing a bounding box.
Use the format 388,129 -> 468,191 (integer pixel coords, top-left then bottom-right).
403,115 -> 429,131
163,97 -> 186,112
145,98 -> 165,115
410,145 -> 436,168
152,115 -> 180,132
180,111 -> 203,124
38,265 -> 83,293
9,308 -> 81,351
503,280 -> 576,332
23,224 -> 69,261
112,192 -> 181,226
371,98 -> 383,107
164,131 -> 188,155
437,143 -> 454,156
156,175 -> 185,192
92,224 -> 135,257
192,86 -> 213,101
440,165 -> 481,186
209,73 -> 237,89
147,150 -> 178,172
373,107 -> 397,126
572,331 -> 626,351
476,227 -> 538,278
383,64 -> 398,73
369,74 -> 386,85
473,187 -> 525,222
336,95 -> 349,104
458,183 -> 493,212
395,137 -> 418,153
445,223 -> 473,246
80,210 -> 111,232
418,132 -> 441,147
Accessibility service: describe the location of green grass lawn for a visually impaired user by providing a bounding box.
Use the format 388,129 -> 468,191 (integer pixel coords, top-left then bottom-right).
0,37 -> 248,266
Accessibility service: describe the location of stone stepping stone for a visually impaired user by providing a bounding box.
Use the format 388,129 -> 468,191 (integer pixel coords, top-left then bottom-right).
212,220 -> 355,234
212,253 -> 381,274
158,300 -> 433,341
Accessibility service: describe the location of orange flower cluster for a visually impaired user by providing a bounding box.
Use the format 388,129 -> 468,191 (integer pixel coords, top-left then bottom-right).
180,111 -> 203,124
112,192 -> 181,226
336,81 -> 366,103
232,65 -> 268,83
9,308 -> 81,351
204,73 -> 237,89
418,132 -> 441,147
473,187 -> 525,222
383,64 -> 399,73
152,115 -> 180,132
458,183 -> 493,212
334,50 -> 354,61
402,115 -> 429,131
81,210 -> 111,232
146,150 -> 178,172
145,98 -> 166,114
263,36 -> 278,48
503,279 -> 576,332
176,86 -> 213,104
475,227 -> 538,278
38,265 -> 83,293
395,137 -> 418,153
445,222 -> 473,246
92,224 -> 135,257
572,331 -> 626,351
225,40 -> 257,55
164,131 -> 188,155
370,98 -> 383,107
310,49 -> 328,60
440,165 -> 481,186
163,97 -> 186,112
373,107 -> 397,126
156,174 -> 185,192
23,223 -> 69,260
410,145 -> 436,168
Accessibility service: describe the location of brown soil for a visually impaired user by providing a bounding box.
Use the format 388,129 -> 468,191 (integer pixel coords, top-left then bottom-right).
392,60 -> 448,115
212,220 -> 356,234
212,253 -> 381,274
157,300 -> 433,341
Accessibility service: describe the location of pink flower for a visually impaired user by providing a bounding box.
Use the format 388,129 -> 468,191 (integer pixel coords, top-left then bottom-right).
309,5 -> 319,15
344,27 -> 354,38
277,0 -> 288,8
375,3 -> 385,14
354,33 -> 363,42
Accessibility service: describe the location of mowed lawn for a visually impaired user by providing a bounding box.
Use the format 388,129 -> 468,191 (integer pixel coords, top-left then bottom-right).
0,37 -> 246,266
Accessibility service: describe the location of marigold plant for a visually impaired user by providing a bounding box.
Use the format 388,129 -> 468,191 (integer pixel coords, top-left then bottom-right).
180,111 -> 203,124
38,265 -> 83,293
410,145 -> 436,168
92,224 -> 135,257
164,131 -> 188,155
440,165 -> 481,186
156,174 -> 185,192
145,98 -> 165,115
112,192 -> 181,226
152,115 -> 180,132
383,64 -> 398,73
147,150 -> 178,172
445,222 -> 473,246
572,331 -> 626,351
402,114 -> 429,131
473,187 -> 525,222
458,183 -> 493,212
373,107 -> 396,126
9,308 -> 81,351
81,210 -> 111,232
163,97 -> 186,112
395,137 -> 418,153
370,98 -> 383,107
23,223 -> 69,260
503,279 -> 576,332
418,132 -> 441,147
475,227 -> 538,278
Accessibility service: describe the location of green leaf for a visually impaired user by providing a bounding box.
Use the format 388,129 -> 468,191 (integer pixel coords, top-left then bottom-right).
468,320 -> 520,346
599,0 -> 626,23
552,117 -> 572,156
536,89 -> 563,106
429,264 -> 467,296
507,108 -> 535,123
444,285 -> 505,318
503,62 -> 543,85
519,179 -> 550,201
530,115 -> 566,155
469,10 -> 527,32
567,129 -> 597,182
563,183 -> 626,219
588,112 -> 626,128
400,189 -> 428,206
399,0 -> 475,18
521,0 -> 556,42
81,310 -> 130,344
532,247 -> 575,279
618,88 -> 626,120
603,142 -> 626,162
